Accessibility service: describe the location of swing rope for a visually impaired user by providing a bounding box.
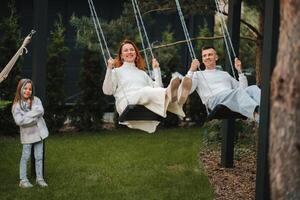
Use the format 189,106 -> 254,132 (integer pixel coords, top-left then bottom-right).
88,0 -> 130,105
174,0 -> 196,60
0,30 -> 36,84
88,0 -> 111,66
214,0 -> 237,79
89,0 -> 111,59
131,0 -> 151,74
215,0 -> 236,57
133,0 -> 154,59
88,0 -> 162,122
175,0 -> 215,115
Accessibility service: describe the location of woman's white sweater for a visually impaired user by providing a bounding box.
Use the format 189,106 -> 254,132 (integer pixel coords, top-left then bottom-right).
102,62 -> 162,104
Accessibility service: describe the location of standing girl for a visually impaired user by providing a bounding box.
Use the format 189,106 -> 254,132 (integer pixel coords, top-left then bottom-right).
11,79 -> 49,188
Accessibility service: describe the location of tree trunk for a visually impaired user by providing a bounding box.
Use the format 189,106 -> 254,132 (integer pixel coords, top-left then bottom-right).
269,0 -> 300,199
255,8 -> 264,86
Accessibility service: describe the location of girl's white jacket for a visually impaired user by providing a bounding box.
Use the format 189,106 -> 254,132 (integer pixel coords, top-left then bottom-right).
12,96 -> 49,144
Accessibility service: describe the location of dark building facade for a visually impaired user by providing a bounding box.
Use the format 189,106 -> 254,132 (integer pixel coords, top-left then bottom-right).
1,0 -> 213,102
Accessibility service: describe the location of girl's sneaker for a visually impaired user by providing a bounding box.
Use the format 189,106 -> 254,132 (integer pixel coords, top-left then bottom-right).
19,180 -> 33,188
36,179 -> 48,187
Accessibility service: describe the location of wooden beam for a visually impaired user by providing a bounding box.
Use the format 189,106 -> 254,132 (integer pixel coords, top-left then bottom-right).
255,0 -> 279,199
32,0 -> 48,101
221,0 -> 241,168
31,0 -> 48,178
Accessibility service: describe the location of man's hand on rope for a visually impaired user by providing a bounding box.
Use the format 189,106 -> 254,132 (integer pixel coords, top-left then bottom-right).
234,58 -> 242,73
190,59 -> 200,72
152,58 -> 159,69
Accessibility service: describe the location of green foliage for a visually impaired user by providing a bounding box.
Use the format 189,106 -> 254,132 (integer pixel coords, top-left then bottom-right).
45,14 -> 69,133
195,23 -> 214,53
0,0 -> 21,100
185,91 -> 207,126
70,13 -> 109,131
202,120 -> 222,144
244,0 -> 265,11
69,15 -> 99,51
202,119 -> 258,148
69,49 -> 106,131
0,100 -> 10,109
155,26 -> 181,84
0,103 -> 18,135
234,120 -> 257,160
137,0 -> 215,16
235,119 -> 258,145
0,0 -> 21,135
239,5 -> 260,80
70,1 -> 137,55
213,3 -> 259,78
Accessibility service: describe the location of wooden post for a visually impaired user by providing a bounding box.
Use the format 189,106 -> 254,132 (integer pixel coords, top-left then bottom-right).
221,119 -> 235,167
221,0 -> 241,168
255,0 -> 279,199
31,0 -> 48,178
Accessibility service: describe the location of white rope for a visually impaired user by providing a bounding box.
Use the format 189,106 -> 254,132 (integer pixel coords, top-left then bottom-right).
87,0 -> 108,66
133,0 -> 154,59
176,1 -> 194,59
174,0 -> 214,115
215,0 -> 237,58
88,0 -> 130,105
131,0 -> 151,74
174,0 -> 196,59
214,0 -> 237,79
88,0 -> 112,62
89,0 -> 111,58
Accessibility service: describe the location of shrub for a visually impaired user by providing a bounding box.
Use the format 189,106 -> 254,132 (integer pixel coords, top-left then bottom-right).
69,49 -> 106,131
44,14 -> 69,132
0,103 -> 18,135
0,0 -> 21,135
0,0 -> 21,100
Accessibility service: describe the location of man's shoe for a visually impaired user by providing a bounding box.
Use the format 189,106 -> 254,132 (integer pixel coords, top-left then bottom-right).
177,77 -> 192,105
166,77 -> 180,103
36,179 -> 48,187
19,180 -> 33,188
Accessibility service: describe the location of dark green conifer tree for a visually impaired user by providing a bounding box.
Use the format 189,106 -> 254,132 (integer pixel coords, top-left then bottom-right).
0,0 -> 21,100
45,14 -> 69,132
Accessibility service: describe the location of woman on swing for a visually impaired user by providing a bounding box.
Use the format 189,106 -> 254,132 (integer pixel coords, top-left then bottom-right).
102,39 -> 186,133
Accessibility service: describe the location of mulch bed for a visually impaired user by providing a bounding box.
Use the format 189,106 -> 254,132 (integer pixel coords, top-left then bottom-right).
200,149 -> 256,200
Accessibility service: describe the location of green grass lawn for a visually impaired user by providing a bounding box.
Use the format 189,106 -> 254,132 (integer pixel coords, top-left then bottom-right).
0,128 -> 214,200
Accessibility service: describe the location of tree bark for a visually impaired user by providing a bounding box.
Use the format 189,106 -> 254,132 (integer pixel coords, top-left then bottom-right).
255,9 -> 264,86
269,0 -> 300,199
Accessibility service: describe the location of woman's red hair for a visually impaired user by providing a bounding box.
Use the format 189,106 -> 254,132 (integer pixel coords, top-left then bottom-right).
114,39 -> 146,70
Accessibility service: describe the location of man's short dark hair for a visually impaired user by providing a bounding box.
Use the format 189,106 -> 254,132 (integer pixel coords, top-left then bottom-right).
201,45 -> 216,52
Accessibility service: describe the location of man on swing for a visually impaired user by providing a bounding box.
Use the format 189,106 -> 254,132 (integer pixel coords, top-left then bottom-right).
178,46 -> 261,122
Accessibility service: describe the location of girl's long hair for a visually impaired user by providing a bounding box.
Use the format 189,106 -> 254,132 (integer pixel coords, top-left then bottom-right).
114,39 -> 146,70
13,79 -> 34,110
